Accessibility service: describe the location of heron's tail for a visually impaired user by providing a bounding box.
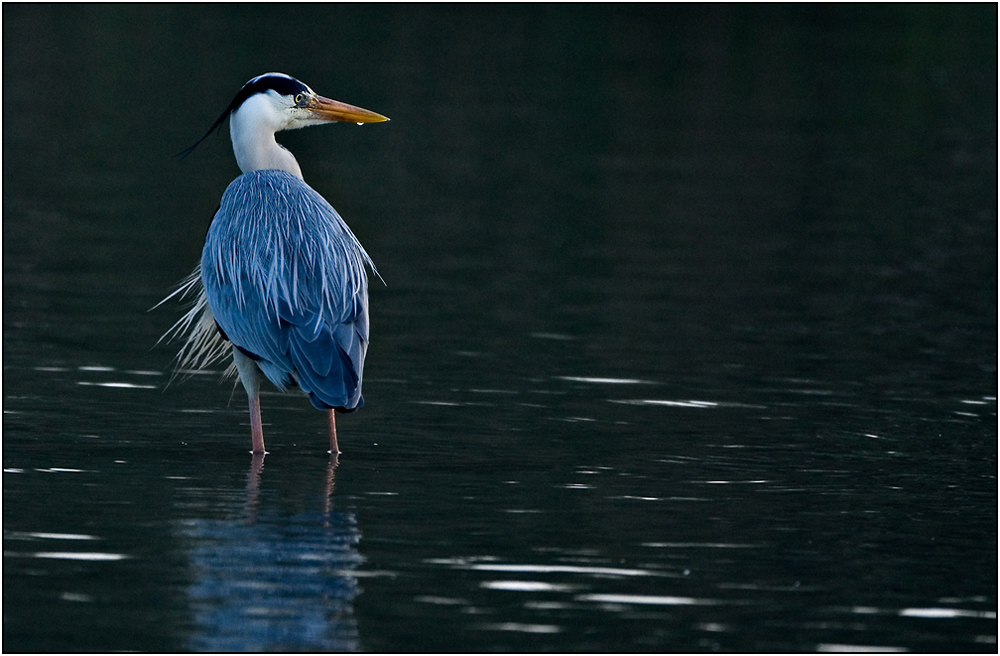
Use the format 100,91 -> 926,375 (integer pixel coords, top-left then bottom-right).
154,266 -> 233,383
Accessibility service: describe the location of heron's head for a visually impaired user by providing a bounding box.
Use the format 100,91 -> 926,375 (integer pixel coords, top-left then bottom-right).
180,72 -> 388,162
230,73 -> 389,134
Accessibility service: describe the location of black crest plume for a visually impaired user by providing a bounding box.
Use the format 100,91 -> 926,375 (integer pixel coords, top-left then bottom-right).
176,73 -> 311,160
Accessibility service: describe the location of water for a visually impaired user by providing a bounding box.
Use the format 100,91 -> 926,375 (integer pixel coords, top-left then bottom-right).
3,4 -> 997,652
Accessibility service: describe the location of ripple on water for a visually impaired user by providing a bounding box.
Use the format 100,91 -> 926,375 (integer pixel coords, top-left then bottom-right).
427,557 -> 676,578
3,532 -> 123,561
34,468 -> 91,474
556,376 -> 657,385
898,607 -> 996,619
610,399 -> 769,409
5,531 -> 100,541
78,381 -> 158,389
576,593 -> 722,606
641,542 -> 764,549
816,644 -> 907,653
481,581 -> 578,592
57,365 -> 167,390
22,552 -> 129,561
479,622 -> 562,634
612,399 -> 718,407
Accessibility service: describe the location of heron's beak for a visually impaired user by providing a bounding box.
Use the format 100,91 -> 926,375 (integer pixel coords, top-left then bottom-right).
307,96 -> 389,123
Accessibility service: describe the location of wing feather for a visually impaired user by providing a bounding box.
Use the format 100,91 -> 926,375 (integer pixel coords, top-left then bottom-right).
199,169 -> 374,410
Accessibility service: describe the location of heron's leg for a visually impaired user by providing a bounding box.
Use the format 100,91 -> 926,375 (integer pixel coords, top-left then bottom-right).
328,409 -> 340,455
233,348 -> 266,454
248,395 -> 265,454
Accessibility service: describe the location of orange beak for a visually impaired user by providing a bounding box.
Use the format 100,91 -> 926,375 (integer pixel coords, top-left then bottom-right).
306,95 -> 389,124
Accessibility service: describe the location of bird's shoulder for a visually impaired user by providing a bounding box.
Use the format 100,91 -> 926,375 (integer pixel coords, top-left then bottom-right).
222,169 -> 326,207
209,169 -> 347,239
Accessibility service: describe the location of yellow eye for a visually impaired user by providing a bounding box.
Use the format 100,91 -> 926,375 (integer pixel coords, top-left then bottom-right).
294,93 -> 305,105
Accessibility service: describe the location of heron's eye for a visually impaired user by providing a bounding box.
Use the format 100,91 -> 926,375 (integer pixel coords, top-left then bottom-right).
294,93 -> 306,105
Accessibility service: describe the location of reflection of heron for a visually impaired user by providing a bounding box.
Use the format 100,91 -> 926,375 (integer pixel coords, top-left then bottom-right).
180,457 -> 362,651
160,73 -> 388,455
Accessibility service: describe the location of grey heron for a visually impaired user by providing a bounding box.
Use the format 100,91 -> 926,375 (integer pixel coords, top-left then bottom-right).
160,72 -> 388,456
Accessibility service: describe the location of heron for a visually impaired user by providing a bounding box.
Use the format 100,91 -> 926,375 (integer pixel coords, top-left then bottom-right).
159,72 -> 388,456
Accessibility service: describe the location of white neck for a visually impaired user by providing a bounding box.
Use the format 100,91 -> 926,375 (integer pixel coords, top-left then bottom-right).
229,94 -> 304,179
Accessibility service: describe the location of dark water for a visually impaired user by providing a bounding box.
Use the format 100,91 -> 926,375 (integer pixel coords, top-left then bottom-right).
3,5 -> 997,652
